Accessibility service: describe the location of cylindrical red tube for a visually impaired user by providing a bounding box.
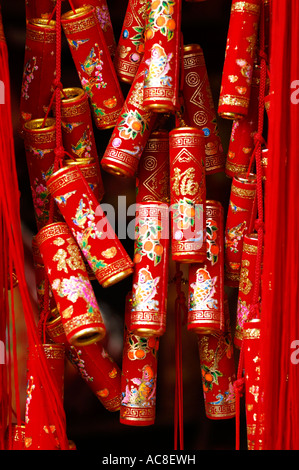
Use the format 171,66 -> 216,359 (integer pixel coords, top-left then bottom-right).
197,298 -> 236,420
182,44 -> 225,174
142,0 -> 182,113
61,6 -> 124,130
130,202 -> 169,337
47,165 -> 134,287
20,18 -> 56,130
218,0 -> 260,119
101,58 -> 158,178
169,126 -> 206,262
224,173 -> 257,286
46,313 -> 122,412
120,293 -> 159,426
71,0 -> 117,57
136,129 -> 170,204
234,233 -> 260,348
188,201 -> 225,334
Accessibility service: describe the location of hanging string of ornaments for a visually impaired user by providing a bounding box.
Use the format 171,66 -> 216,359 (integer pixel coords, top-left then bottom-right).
1,0 -> 285,451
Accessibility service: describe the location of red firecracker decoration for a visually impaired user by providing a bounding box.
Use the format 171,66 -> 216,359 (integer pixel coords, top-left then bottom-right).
36,222 -> 107,346
24,343 -> 66,450
130,202 -> 169,336
71,0 -> 117,57
101,58 -> 158,177
197,298 -> 236,420
142,0 -> 182,113
243,319 -> 263,450
61,5 -> 124,129
235,233 -> 260,348
20,18 -> 56,130
136,129 -> 170,204
47,165 -> 134,287
114,0 -> 147,83
188,200 -> 225,334
225,64 -> 260,178
64,156 -> 104,203
32,235 -> 57,315
120,293 -> 159,426
182,44 -> 225,174
169,126 -> 206,262
218,0 -> 260,119
224,173 -> 257,287
23,117 -> 63,230
46,313 -> 122,412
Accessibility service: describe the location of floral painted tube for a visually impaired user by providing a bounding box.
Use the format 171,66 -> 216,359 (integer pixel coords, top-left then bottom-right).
136,129 -> 170,204
23,117 -> 63,230
25,1 -> 59,21
24,343 -> 66,450
47,165 -> 134,287
188,201 -> 225,334
218,0 -> 260,119
114,0 -> 147,83
169,126 -> 206,263
120,293 -> 159,426
46,313 -> 122,412
71,0 -> 117,57
142,0 -> 182,113
20,18 -> 56,130
234,233 -> 260,348
243,319 -> 262,450
61,5 -> 124,130
225,65 -> 260,178
32,235 -> 57,315
101,58 -> 158,178
224,173 -> 257,287
130,202 -> 169,337
36,222 -> 106,346
197,298 -> 236,420
182,44 -> 225,174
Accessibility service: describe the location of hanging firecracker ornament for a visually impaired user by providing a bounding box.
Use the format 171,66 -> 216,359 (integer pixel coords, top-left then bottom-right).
101,58 -> 158,177
197,297 -> 236,420
71,0 -> 117,57
47,165 -> 134,287
20,18 -> 56,130
224,173 -> 257,287
243,319 -> 263,450
24,343 -> 66,450
54,87 -> 104,192
120,293 -> 159,426
114,0 -> 147,83
23,117 -> 63,230
36,222 -> 107,346
130,201 -> 169,336
234,233 -> 260,348
142,0 -> 182,113
136,128 -> 170,204
182,44 -> 225,174
169,126 -> 206,263
46,313 -> 122,412
188,200 -> 225,334
218,0 -> 261,120
61,5 -> 124,130
225,64 -> 260,178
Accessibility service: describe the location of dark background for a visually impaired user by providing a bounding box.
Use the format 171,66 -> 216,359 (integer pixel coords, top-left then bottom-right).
1,0 -> 247,452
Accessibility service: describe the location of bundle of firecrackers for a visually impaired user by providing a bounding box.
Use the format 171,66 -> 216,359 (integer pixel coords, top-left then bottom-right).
8,0 -> 267,448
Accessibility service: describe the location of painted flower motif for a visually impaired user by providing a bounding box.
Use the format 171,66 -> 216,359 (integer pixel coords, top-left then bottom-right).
145,0 -> 176,41
95,5 -> 111,31
21,57 -> 38,100
206,219 -> 219,266
134,216 -> 164,266
31,178 -> 49,221
118,109 -> 148,140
